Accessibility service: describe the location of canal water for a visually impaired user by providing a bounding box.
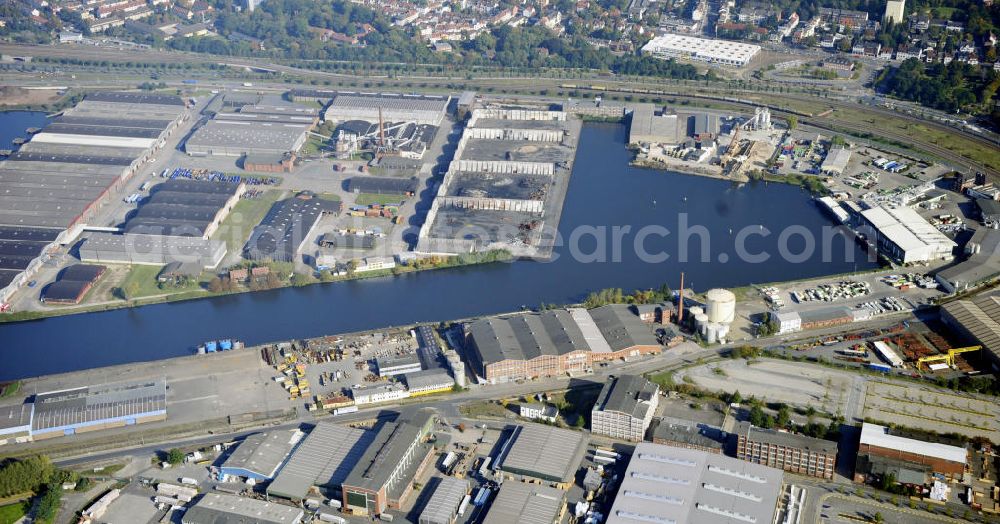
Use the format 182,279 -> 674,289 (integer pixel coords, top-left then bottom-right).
0,110 -> 50,151
0,122 -> 876,380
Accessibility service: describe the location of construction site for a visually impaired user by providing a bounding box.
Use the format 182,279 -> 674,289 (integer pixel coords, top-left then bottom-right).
417,107 -> 581,259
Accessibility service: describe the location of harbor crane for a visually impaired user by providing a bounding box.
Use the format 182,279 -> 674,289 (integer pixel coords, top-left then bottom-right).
916,346 -> 982,370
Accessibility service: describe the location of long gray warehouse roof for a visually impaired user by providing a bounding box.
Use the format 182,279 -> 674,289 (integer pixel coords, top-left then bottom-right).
183,493 -> 304,524
220,430 -> 302,479
327,92 -> 450,113
343,409 -> 435,492
267,423 -> 375,500
500,423 -> 587,482
468,309 -> 592,365
482,482 -> 566,524
736,422 -> 838,454
32,380 -> 166,432
419,477 -> 470,524
606,442 -> 784,524
186,120 -> 310,151
587,304 -> 660,351
84,91 -> 185,106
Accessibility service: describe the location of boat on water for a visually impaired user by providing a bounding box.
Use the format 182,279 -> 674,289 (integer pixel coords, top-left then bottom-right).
196,339 -> 245,354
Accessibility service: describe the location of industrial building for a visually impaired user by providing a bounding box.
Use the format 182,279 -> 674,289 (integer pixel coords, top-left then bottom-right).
940,290 -> 1000,369
30,380 -> 167,440
418,477 -> 470,524
641,33 -> 761,67
860,205 -> 956,264
124,179 -> 244,238
591,374 -> 659,442
41,263 -> 106,304
183,493 -> 304,524
649,418 -> 726,454
376,353 -> 423,377
0,404 -> 33,445
266,423 -> 375,501
628,106 -> 720,147
606,443 -> 785,524
820,148 -> 852,175
341,409 -> 438,515
219,429 -> 304,482
79,232 -> 227,269
346,176 -> 419,196
320,91 -> 450,126
482,482 -> 566,524
735,422 -> 838,479
935,228 -> 1000,293
0,91 -> 187,301
244,194 -> 343,262
495,423 -> 587,483
855,423 -> 968,484
403,369 -> 455,396
465,306 -> 660,383
351,382 -> 410,405
186,102 -> 316,157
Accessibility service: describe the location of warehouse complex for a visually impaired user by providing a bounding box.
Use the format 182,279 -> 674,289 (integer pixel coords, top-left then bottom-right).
465,305 -> 660,383
186,102 -> 317,157
860,205 -> 956,264
244,193 -> 343,262
0,91 -> 188,302
341,409 -> 438,515
266,423 -> 375,501
219,429 -> 304,482
641,33 -> 762,67
417,108 -> 577,258
482,482 -> 567,524
495,423 -> 587,483
855,423 -> 968,484
628,105 -> 721,146
606,443 -> 785,524
936,228 -> 1000,293
183,493 -> 304,524
591,374 -> 660,442
418,477 -> 470,524
735,422 -> 838,479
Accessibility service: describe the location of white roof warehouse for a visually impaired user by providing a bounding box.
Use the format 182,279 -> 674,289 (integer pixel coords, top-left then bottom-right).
641,34 -> 761,67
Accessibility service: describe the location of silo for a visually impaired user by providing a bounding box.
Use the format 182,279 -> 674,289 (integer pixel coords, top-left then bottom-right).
695,313 -> 709,335
688,306 -> 704,318
705,288 -> 736,324
706,323 -> 722,344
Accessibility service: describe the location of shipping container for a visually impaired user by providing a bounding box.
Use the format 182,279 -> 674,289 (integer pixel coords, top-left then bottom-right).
179,477 -> 199,486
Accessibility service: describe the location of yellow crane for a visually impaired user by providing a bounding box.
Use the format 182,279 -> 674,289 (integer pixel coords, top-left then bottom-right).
916,346 -> 982,370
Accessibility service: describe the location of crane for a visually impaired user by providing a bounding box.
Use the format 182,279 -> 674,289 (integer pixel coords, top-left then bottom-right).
916,346 -> 982,370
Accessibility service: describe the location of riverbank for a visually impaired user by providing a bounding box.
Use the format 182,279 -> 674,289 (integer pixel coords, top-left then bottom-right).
630,157 -> 749,183
0,250 -> 514,324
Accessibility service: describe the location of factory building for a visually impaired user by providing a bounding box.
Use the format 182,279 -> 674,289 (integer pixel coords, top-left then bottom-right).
0,404 -> 33,445
591,374 -> 659,442
351,382 -> 410,405
322,91 -> 450,126
183,493 -> 304,524
495,423 -> 587,484
30,380 -> 167,440
376,353 -> 423,377
186,119 -> 311,157
244,194 -> 343,262
855,423 -> 967,484
218,429 -> 304,482
0,91 -> 187,301
735,422 -> 838,479
820,147 -> 852,175
341,409 -> 438,515
606,443 -> 785,524
649,418 -> 726,454
860,205 -> 956,264
642,33 -> 761,67
465,306 -> 660,383
79,232 -> 227,269
940,290 -> 1000,369
418,477 -> 470,524
935,228 -> 1000,293
266,423 -> 375,501
482,482 -> 567,524
403,369 -> 455,396
125,179 -> 244,239
627,105 -> 721,147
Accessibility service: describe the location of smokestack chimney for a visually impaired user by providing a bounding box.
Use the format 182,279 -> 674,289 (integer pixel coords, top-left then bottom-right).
677,272 -> 684,324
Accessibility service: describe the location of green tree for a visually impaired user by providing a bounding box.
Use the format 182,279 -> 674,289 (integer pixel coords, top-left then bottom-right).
0,455 -> 54,498
786,115 -> 798,130
166,448 -> 185,465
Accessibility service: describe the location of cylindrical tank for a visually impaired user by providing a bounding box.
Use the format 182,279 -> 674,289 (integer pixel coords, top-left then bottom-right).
706,323 -> 722,344
705,288 -> 736,324
688,306 -> 704,318
695,313 -> 709,335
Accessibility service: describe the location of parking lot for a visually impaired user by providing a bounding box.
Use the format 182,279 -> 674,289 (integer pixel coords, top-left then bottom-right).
863,381 -> 1000,442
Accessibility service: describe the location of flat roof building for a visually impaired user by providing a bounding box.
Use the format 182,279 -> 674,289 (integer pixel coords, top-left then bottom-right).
31,380 -> 167,439
860,205 -> 956,264
0,404 -> 33,445
342,409 -> 438,515
735,422 -> 838,479
186,119 -> 312,157
266,423 -> 375,501
821,147 -> 852,175
183,493 -> 303,524
244,195 -> 342,263
606,443 -> 784,524
219,429 -> 304,481
936,228 -> 1000,293
80,232 -> 227,269
482,482 -> 566,524
592,374 -> 659,442
418,477 -> 470,524
497,423 -> 587,483
855,423 -> 967,483
642,34 -> 761,67
323,91 -> 450,126
650,418 -> 726,454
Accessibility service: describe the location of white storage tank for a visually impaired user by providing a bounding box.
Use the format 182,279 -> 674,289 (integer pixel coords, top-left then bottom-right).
695,313 -> 709,335
705,323 -> 722,343
705,288 -> 736,324
688,306 -> 704,318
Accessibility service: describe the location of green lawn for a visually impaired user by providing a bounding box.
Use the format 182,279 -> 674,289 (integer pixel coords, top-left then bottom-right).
354,193 -> 406,206
0,502 -> 27,524
118,264 -> 168,298
0,381 -> 20,399
212,190 -> 285,254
